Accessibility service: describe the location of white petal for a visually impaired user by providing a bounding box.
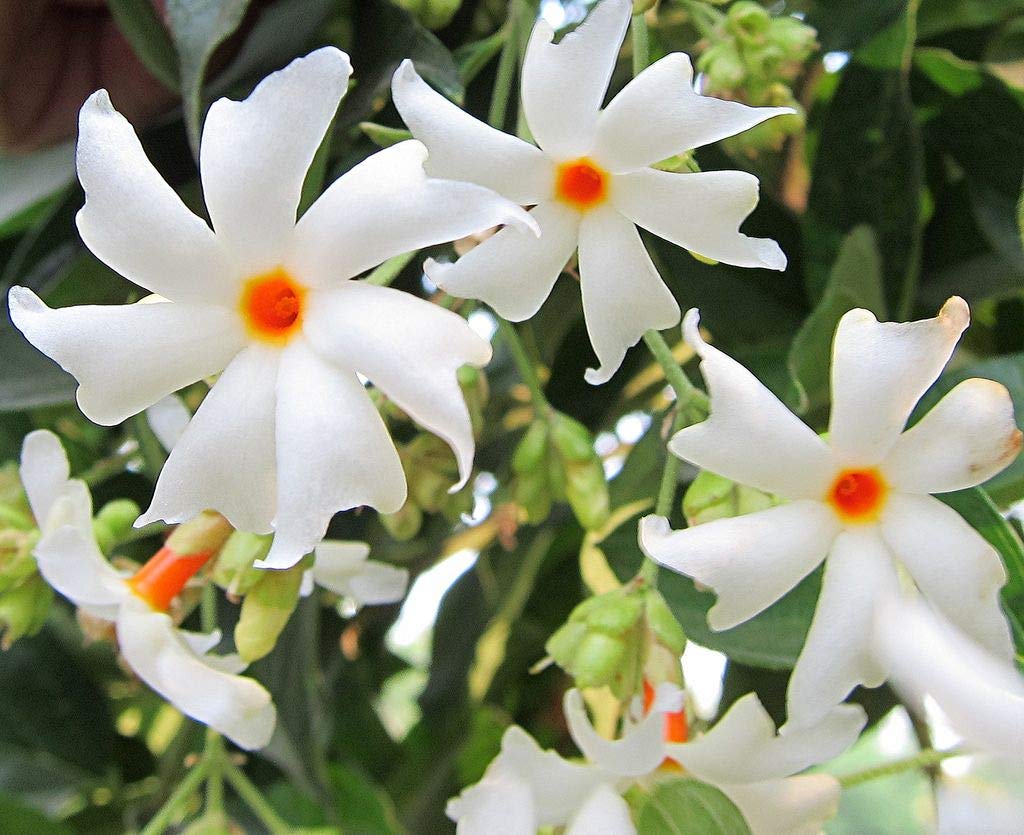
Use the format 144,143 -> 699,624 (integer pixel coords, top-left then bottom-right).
292,140 -> 536,285
785,529 -> 899,730
592,53 -> 795,172
259,339 -> 405,569
33,525 -> 128,616
9,289 -> 245,426
879,492 -> 1013,659
882,378 -> 1022,494
640,503 -> 838,631
304,281 -> 490,491
873,597 -> 1024,759
489,726 -> 615,827
612,168 -> 786,270
138,345 -> 278,533
391,60 -> 553,205
20,429 -> 71,527
146,394 -> 192,453
74,91 -> 234,305
425,201 -> 580,322
564,686 -> 678,777
200,48 -> 352,273
342,562 -> 409,607
521,0 -> 631,159
671,308 -> 836,499
577,206 -> 680,385
668,694 -> 864,784
828,297 -> 970,465
117,604 -> 276,750
177,629 -> 248,674
447,772 -> 537,835
565,785 -> 636,835
718,775 -> 842,835
312,540 -> 371,571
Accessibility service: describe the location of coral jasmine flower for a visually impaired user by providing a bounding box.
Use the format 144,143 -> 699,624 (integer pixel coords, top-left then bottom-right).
447,682 -> 864,834
640,300 -> 1022,728
9,48 -> 536,569
873,596 -> 1024,758
392,0 -> 791,384
20,430 -> 275,750
299,540 -> 409,611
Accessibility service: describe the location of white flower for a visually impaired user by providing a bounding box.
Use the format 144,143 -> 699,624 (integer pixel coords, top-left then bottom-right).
21,429 -> 276,750
640,300 -> 1022,729
9,48 -> 536,570
299,540 -> 409,611
873,596 -> 1024,759
447,682 -> 865,834
392,0 -> 790,385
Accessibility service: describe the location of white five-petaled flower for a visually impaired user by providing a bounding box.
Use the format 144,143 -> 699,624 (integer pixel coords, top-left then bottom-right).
9,47 -> 537,570
873,595 -> 1024,759
640,299 -> 1022,729
20,430 -> 276,751
299,540 -> 409,611
447,682 -> 865,835
392,0 -> 791,385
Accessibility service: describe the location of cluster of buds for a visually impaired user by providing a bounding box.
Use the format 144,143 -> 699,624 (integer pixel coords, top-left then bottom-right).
512,413 -> 610,532
545,582 -> 685,699
393,0 -> 462,30
697,1 -> 816,152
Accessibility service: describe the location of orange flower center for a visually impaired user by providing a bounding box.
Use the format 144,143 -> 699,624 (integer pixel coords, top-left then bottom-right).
643,679 -> 689,772
128,546 -> 214,611
827,468 -> 887,523
555,158 -> 609,211
239,268 -> 305,342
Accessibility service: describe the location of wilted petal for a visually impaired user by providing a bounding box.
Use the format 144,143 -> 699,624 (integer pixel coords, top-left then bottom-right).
668,694 -> 864,784
882,378 -> 1022,494
521,0 -> 631,159
391,60 -> 553,205
259,340 -> 405,569
146,394 -> 192,453
592,53 -> 794,172
565,784 -> 635,835
117,604 -> 276,750
200,48 -> 352,273
880,492 -> 1013,660
873,597 -> 1024,759
20,429 -> 73,528
425,201 -> 580,322
447,771 -> 537,835
312,540 -> 408,606
577,206 -> 680,385
34,525 -> 128,618
828,297 -> 970,466
564,685 -> 682,777
640,502 -> 838,631
612,168 -> 786,270
9,289 -> 245,426
786,529 -> 899,730
671,309 -> 836,500
304,281 -> 490,492
138,345 -> 278,534
292,140 -> 536,285
719,775 -> 842,835
75,91 -> 234,305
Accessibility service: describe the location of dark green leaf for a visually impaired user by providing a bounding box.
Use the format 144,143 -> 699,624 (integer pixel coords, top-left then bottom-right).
806,0 -> 907,52
0,789 -> 74,834
637,778 -> 752,835
108,0 -> 181,91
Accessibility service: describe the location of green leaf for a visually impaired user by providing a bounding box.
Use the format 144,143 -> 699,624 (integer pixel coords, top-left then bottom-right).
788,226 -> 885,412
806,0 -> 906,52
637,778 -> 752,835
108,0 -> 181,91
0,145 -> 75,236
328,764 -> 401,835
166,0 -> 253,155
0,789 -> 73,834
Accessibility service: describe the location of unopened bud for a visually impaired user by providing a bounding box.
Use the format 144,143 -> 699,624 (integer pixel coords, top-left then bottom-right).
698,42 -> 746,91
572,589 -> 644,635
632,0 -> 657,14
514,468 -> 553,524
381,500 -> 424,541
644,589 -> 686,655
93,499 -> 141,554
234,559 -> 309,662
166,511 -> 233,557
768,16 -> 817,63
571,631 -> 628,689
0,574 -> 52,648
0,529 -> 38,594
393,0 -> 462,29
212,532 -> 271,598
512,421 -> 550,475
550,414 -> 595,464
727,1 -> 771,39
564,458 -> 610,531
683,469 -> 779,526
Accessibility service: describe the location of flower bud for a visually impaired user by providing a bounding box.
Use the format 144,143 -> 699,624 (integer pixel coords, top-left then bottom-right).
727,1 -> 771,40
212,532 -> 271,598
381,500 -> 424,541
683,469 -> 780,526
633,0 -> 658,13
512,421 -> 550,475
0,529 -> 38,594
550,414 -> 594,464
166,511 -> 233,557
393,0 -> 462,29
93,499 -> 141,554
514,468 -> 553,524
572,588 -> 645,635
234,559 -> 309,662
644,589 -> 686,655
698,42 -> 746,92
0,574 -> 53,648
768,16 -> 818,63
564,458 -> 611,531
405,435 -> 460,514
458,365 -> 489,437
570,631 -> 628,689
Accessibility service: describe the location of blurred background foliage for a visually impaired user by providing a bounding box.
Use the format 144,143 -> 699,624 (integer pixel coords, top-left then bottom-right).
1,0 -> 1024,832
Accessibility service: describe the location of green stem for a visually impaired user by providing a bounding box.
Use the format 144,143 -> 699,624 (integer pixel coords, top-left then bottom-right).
498,318 -> 550,414
204,730 -> 225,818
487,4 -> 521,130
79,450 -> 139,487
139,759 -> 209,835
642,328 -> 709,414
222,758 -> 292,835
366,251 -> 416,287
631,11 -> 651,76
838,748 -> 962,789
654,408 -> 690,519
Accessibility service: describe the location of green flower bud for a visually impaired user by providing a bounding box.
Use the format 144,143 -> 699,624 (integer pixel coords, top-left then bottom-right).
394,0 -> 462,29
550,414 -> 595,464
571,631 -> 627,689
212,532 -> 271,597
727,1 -> 771,39
644,589 -> 686,655
0,574 -> 53,649
698,42 -> 746,91
683,469 -> 780,526
234,560 -> 308,662
92,499 -> 141,554
512,421 -> 550,474
633,0 -> 658,13
546,620 -> 588,667
381,500 -> 424,541
515,468 -> 553,524
564,458 -> 611,531
580,590 -> 644,635
768,16 -> 818,63
405,435 -> 460,514
0,529 -> 38,594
